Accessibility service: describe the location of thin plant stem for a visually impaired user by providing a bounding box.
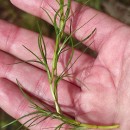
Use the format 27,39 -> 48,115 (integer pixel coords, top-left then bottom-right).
2,0 -> 120,130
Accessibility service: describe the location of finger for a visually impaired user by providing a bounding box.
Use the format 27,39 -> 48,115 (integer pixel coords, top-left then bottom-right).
0,51 -> 80,115
0,78 -> 69,130
0,20 -> 94,84
10,0 -> 124,51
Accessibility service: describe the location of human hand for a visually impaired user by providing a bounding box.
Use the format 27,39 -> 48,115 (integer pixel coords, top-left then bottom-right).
0,0 -> 130,129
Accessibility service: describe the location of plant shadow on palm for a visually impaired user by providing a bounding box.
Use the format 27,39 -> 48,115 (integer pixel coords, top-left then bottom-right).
1,0 -> 120,130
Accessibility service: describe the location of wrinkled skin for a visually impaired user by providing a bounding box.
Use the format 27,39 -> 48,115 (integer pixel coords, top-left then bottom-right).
0,0 -> 130,130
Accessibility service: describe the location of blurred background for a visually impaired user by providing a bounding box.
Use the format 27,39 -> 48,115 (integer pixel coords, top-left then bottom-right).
0,0 -> 130,129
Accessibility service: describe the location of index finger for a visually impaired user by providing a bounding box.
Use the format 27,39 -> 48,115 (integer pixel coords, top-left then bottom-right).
10,0 -> 123,52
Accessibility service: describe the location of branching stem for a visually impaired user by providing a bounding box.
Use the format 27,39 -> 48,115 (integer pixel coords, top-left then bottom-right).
4,0 -> 120,129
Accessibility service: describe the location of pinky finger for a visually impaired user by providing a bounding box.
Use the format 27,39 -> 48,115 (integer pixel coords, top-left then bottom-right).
0,78 -> 69,130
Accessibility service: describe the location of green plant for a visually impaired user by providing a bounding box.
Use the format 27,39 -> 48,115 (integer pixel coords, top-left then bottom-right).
2,0 -> 119,129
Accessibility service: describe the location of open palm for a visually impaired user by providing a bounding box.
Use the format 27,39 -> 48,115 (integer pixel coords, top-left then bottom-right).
0,0 -> 130,130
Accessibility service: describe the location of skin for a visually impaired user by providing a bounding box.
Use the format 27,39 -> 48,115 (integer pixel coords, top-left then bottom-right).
0,0 -> 130,129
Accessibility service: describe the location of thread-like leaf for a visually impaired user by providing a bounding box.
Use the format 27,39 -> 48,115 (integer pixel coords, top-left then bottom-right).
23,45 -> 44,65
60,41 -> 94,78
